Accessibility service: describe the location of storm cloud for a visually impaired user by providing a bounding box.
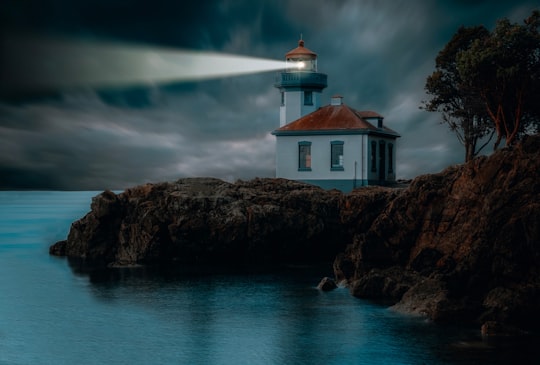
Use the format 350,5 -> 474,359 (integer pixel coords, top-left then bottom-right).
1,0 -> 537,190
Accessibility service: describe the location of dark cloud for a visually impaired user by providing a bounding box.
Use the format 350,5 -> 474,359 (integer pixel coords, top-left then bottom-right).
1,0 -> 538,190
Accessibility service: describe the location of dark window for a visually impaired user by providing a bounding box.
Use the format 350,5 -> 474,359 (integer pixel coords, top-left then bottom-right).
280,92 -> 285,106
371,141 -> 377,172
298,141 -> 312,170
304,91 -> 313,105
331,141 -> 344,170
388,143 -> 394,173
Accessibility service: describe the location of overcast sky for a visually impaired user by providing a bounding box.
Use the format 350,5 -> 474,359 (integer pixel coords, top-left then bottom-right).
1,0 -> 538,190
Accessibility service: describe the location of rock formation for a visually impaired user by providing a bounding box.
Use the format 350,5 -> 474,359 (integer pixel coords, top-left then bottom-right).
50,178 -> 388,266
334,134 -> 540,332
50,135 -> 540,333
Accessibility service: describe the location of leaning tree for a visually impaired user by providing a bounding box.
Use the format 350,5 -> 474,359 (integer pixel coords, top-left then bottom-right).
423,26 -> 493,162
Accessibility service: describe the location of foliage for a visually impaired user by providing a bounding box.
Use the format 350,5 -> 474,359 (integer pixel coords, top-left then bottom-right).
457,10 -> 540,149
423,26 -> 493,162
424,10 -> 540,158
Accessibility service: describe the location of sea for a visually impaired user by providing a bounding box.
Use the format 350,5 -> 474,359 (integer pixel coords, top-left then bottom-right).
1,191 -> 539,365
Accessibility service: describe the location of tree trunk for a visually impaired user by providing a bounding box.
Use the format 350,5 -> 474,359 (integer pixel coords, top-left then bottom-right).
465,141 -> 474,162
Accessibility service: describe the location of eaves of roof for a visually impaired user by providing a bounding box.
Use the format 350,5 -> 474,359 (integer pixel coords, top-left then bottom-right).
272,128 -> 400,138
272,103 -> 399,138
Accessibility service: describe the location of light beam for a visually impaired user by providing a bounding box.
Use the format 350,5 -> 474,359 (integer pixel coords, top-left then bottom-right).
0,35 -> 288,92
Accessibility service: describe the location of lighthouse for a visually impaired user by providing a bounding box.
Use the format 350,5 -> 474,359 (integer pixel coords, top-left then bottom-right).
274,38 -> 328,127
271,38 -> 400,191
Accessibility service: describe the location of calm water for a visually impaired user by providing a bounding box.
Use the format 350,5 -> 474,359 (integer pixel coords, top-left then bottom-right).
1,191 -> 538,365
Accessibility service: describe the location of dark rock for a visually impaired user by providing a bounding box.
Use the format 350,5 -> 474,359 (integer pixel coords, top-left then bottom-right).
390,275 -> 481,322
49,240 -> 67,256
333,253 -> 355,283
317,277 -> 338,291
390,277 -> 448,317
50,177 -> 397,267
335,135 -> 540,332
481,321 -> 527,337
50,178 -> 342,266
350,267 -> 420,302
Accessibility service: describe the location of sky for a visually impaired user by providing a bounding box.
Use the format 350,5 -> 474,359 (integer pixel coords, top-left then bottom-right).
1,0 -> 538,190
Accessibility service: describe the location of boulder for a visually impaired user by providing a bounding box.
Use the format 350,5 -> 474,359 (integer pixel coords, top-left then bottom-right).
349,267 -> 420,302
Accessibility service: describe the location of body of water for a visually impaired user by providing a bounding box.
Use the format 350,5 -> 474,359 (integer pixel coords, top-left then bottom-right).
0,191 -> 538,364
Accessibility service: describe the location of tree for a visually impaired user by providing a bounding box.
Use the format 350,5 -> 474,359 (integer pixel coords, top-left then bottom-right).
457,10 -> 540,149
422,26 -> 494,162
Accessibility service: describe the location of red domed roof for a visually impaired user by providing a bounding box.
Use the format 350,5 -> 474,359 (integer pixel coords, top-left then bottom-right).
285,39 -> 317,59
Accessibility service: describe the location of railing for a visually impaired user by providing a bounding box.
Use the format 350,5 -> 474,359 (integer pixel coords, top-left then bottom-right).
274,72 -> 327,88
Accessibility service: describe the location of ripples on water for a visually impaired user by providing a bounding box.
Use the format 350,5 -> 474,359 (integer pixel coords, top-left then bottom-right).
0,191 -> 538,364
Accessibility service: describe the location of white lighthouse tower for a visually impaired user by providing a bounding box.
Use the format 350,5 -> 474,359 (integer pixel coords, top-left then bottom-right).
274,38 -> 328,127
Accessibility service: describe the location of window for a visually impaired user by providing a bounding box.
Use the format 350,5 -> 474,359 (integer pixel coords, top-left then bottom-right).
304,91 -> 313,105
331,141 -> 344,170
388,143 -> 394,173
280,92 -> 285,106
371,141 -> 377,172
298,141 -> 312,170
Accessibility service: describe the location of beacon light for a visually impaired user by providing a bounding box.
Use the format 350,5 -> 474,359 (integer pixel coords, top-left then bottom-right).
1,35 -> 289,92
284,61 -> 306,71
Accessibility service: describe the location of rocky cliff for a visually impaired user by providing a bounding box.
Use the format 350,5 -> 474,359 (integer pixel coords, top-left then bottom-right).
50,135 -> 540,332
334,134 -> 540,333
50,178 -> 395,266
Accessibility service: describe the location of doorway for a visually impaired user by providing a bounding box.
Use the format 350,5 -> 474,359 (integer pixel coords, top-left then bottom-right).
378,140 -> 386,182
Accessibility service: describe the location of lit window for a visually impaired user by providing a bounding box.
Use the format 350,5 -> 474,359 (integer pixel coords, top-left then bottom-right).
298,141 -> 312,170
304,91 -> 313,105
371,141 -> 377,172
331,141 -> 344,171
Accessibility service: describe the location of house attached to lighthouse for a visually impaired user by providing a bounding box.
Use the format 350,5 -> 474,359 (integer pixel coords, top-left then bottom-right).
271,39 -> 400,192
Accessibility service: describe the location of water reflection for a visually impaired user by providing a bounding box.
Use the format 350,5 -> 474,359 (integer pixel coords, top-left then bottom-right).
61,258 -> 540,364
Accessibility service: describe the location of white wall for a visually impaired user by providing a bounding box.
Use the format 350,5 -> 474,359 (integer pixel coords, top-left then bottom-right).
276,134 -> 397,183
279,91 -> 322,126
275,134 -> 368,180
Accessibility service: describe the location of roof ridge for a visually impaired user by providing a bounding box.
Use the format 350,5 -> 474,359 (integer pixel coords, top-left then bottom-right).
272,102 -> 399,137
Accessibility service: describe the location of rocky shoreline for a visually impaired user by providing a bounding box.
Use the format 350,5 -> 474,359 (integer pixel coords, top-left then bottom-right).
50,135 -> 540,334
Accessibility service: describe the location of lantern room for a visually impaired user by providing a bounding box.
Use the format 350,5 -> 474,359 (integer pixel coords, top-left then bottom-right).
285,39 -> 318,72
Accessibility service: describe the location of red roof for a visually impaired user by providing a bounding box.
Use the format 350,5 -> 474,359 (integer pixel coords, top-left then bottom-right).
286,40 -> 317,59
274,103 -> 399,136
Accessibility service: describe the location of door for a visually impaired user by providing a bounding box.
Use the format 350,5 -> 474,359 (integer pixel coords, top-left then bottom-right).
378,140 -> 386,182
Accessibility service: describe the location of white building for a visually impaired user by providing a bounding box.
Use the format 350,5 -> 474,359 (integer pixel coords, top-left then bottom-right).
271,39 -> 400,192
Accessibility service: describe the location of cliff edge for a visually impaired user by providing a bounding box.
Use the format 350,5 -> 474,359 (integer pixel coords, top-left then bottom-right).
50,178 -> 396,266
334,134 -> 540,333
